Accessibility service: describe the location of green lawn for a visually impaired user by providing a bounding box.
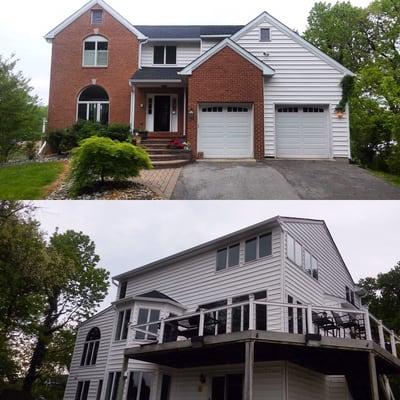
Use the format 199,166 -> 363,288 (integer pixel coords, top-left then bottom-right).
370,169 -> 400,188
0,161 -> 66,200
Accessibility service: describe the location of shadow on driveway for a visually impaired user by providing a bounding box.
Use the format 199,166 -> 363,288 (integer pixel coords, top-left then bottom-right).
172,160 -> 400,200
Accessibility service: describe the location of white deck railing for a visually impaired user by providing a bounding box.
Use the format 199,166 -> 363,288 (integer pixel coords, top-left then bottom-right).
129,297 -> 399,358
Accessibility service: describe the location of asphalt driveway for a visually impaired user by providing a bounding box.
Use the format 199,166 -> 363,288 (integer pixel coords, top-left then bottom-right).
171,160 -> 400,200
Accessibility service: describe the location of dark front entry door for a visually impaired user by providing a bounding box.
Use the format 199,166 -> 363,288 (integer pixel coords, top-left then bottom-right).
154,96 -> 171,131
211,375 -> 243,400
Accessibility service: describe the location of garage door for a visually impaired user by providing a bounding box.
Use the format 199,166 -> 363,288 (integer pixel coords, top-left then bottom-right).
198,104 -> 253,158
275,105 -> 330,158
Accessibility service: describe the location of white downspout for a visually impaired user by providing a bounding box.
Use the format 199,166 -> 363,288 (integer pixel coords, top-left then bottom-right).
129,84 -> 135,133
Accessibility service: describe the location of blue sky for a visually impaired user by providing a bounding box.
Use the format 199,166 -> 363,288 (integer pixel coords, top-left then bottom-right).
0,0 -> 371,104
34,200 -> 400,310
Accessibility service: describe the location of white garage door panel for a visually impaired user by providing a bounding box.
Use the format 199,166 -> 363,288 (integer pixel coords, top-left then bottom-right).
276,106 -> 330,158
198,104 -> 253,158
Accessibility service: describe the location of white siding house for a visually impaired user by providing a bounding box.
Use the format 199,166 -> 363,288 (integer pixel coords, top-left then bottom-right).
64,217 -> 399,400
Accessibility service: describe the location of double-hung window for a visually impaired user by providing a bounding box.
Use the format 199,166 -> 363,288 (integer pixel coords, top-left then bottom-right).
115,309 -> 131,341
135,308 -> 160,340
304,250 -> 319,279
216,244 -> 240,271
105,372 -> 121,400
244,233 -> 272,263
75,381 -> 90,400
287,235 -> 302,267
153,46 -> 177,65
83,36 -> 108,67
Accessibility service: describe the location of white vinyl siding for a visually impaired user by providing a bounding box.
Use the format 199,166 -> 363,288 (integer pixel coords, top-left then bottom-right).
281,220 -> 360,308
125,227 -> 284,332
235,20 -> 350,159
201,39 -> 221,53
287,363 -> 327,399
141,43 -> 201,67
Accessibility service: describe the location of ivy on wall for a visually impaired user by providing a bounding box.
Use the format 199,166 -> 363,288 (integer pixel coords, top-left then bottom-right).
336,75 -> 355,112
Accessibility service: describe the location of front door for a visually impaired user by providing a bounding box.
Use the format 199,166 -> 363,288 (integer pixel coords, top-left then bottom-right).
154,96 -> 171,131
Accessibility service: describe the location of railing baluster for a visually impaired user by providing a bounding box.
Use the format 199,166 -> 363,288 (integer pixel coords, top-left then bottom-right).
249,295 -> 255,330
364,309 -> 373,341
390,330 -> 397,357
159,318 -> 165,344
199,308 -> 205,336
307,305 -> 313,334
378,320 -> 385,349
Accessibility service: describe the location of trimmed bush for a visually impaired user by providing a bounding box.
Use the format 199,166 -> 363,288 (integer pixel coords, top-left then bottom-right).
101,123 -> 131,142
46,122 -> 132,154
70,136 -> 152,193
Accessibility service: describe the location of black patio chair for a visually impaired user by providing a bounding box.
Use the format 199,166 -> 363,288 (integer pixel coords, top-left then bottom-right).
331,312 -> 360,338
312,311 -> 337,336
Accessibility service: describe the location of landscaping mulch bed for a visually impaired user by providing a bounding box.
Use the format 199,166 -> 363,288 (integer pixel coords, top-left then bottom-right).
47,180 -> 164,200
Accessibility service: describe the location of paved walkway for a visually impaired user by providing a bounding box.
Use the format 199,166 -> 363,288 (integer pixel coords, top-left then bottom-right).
138,168 -> 182,199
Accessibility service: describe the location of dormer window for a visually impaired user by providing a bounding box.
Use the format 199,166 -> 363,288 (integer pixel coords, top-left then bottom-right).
91,9 -> 103,25
119,281 -> 127,300
260,28 -> 271,42
153,46 -> 177,65
83,36 -> 108,67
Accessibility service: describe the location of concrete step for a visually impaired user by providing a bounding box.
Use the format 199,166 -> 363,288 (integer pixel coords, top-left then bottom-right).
152,159 -> 191,169
141,143 -> 171,149
150,154 -> 192,161
142,139 -> 174,145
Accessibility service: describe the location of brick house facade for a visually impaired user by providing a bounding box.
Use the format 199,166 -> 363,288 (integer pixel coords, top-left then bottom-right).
45,0 -> 353,161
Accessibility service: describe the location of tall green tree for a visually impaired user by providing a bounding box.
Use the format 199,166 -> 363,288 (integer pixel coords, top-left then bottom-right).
0,56 -> 43,163
22,230 -> 109,395
304,0 -> 400,174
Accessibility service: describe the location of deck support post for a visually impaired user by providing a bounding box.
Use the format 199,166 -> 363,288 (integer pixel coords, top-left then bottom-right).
249,295 -> 255,330
199,309 -> 205,336
368,352 -> 380,400
159,318 -> 165,344
306,305 -> 313,334
364,308 -> 373,341
116,355 -> 129,400
244,340 -> 254,400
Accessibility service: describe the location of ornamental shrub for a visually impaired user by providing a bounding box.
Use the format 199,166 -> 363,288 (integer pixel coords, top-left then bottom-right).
70,136 -> 152,193
46,129 -> 78,154
101,123 -> 131,142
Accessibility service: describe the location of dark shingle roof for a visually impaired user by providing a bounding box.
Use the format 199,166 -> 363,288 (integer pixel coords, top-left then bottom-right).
134,25 -> 244,39
131,67 -> 183,81
137,290 -> 178,303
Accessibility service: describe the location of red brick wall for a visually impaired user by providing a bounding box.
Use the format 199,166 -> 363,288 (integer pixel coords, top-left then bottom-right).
135,87 -> 184,135
47,6 -> 139,131
187,46 -> 265,160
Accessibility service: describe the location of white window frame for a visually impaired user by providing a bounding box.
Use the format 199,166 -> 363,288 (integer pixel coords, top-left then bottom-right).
115,309 -> 131,341
152,45 -> 177,66
260,28 -> 271,42
75,381 -> 90,400
126,371 -> 155,400
135,308 -> 161,341
76,101 -> 110,123
83,35 -> 109,67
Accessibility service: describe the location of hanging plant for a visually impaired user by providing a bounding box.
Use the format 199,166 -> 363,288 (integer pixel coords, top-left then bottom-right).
335,75 -> 355,114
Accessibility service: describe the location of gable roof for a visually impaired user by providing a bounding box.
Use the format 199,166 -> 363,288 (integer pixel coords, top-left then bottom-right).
137,290 -> 179,303
231,11 -> 354,77
44,0 -> 147,42
179,38 -> 275,76
134,25 -> 243,39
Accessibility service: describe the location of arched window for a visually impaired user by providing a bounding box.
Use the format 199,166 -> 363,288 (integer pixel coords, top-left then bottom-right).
80,327 -> 101,366
83,35 -> 108,67
77,86 -> 109,124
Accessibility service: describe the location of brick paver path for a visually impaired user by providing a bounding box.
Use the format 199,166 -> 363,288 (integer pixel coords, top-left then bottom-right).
137,168 -> 182,199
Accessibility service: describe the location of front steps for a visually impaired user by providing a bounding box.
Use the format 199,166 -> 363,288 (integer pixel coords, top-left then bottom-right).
140,138 -> 192,169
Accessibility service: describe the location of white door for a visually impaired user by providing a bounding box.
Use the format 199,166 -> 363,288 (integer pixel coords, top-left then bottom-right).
275,105 -> 330,158
198,104 -> 253,158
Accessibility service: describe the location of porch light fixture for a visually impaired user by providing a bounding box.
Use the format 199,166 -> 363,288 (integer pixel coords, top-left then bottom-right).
188,108 -> 194,116
305,333 -> 322,347
140,103 -> 144,108
199,374 -> 206,384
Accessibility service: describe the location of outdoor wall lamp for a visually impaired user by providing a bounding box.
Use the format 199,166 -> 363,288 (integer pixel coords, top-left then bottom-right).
188,109 -> 194,115
199,374 -> 206,384
140,103 -> 144,108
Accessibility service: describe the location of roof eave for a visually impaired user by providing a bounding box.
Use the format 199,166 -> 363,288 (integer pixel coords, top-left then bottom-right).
130,79 -> 182,84
113,216 -> 281,281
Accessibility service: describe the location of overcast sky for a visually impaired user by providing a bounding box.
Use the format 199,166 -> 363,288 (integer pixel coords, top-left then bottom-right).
34,200 -> 400,310
0,0 -> 372,104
